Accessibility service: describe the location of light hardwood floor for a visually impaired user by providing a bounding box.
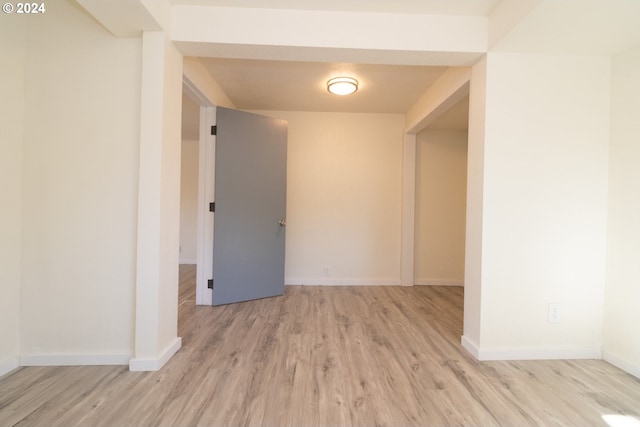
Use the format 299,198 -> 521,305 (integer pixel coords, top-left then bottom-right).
1,265 -> 639,426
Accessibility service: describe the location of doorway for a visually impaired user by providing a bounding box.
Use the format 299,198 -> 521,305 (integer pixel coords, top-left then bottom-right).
413,97 -> 469,288
179,78 -> 216,309
178,92 -> 200,315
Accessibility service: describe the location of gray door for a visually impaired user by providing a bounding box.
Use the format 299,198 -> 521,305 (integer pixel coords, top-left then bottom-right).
212,107 -> 287,306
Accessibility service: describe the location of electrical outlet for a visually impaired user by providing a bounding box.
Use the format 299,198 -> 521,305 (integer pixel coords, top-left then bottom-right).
548,303 -> 561,323
323,265 -> 331,277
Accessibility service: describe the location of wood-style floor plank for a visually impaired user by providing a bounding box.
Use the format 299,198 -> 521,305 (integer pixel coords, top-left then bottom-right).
1,264 -> 639,426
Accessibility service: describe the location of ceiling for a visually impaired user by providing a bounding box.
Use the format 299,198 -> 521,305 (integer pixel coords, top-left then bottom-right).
179,0 -> 502,136
170,0 -> 501,16
182,58 -> 470,137
492,0 -> 640,56
199,58 -> 450,114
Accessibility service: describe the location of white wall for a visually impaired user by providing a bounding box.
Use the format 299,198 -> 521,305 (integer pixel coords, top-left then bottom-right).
415,130 -> 467,286
158,34 -> 183,361
132,30 -> 183,370
0,16 -> 26,376
463,56 -> 487,350
470,53 -> 611,359
256,111 -> 404,285
181,94 -> 200,140
180,140 -> 199,263
19,0 -> 141,364
603,44 -> 640,377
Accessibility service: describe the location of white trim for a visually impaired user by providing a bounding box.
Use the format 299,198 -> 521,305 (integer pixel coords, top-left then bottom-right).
20,353 -> 130,367
129,337 -> 182,372
461,335 -> 480,359
195,106 -> 216,306
285,278 -> 401,286
415,278 -> 464,287
183,74 -> 216,108
0,356 -> 20,377
179,258 -> 197,265
401,133 -> 416,287
603,350 -> 640,379
405,68 -> 471,134
462,337 -> 601,361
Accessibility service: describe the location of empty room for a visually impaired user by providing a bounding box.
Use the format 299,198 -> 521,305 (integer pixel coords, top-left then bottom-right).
1,1 -> 640,426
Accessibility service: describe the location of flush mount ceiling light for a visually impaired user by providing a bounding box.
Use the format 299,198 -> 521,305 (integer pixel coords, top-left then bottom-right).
327,77 -> 358,96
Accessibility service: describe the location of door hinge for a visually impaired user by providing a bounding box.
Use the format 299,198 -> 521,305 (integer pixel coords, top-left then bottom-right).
207,279 -> 213,289
211,125 -> 217,136
209,202 -> 215,212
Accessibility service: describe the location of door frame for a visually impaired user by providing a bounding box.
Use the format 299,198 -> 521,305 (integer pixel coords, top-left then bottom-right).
183,76 -> 216,305
402,74 -> 471,287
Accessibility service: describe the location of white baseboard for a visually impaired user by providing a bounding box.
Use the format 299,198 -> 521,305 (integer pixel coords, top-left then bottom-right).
415,278 -> 464,287
0,356 -> 20,377
603,349 -> 640,379
129,337 -> 181,372
285,278 -> 401,286
179,258 -> 197,265
461,336 -> 600,361
477,347 -> 601,361
461,335 -> 480,358
20,353 -> 130,366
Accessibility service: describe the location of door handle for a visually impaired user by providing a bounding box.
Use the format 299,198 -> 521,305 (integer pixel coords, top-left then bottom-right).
278,219 -> 286,227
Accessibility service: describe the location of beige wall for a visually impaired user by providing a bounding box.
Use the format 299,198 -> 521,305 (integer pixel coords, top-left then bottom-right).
257,111 -> 404,285
604,44 -> 640,377
465,53 -> 611,359
180,140 -> 199,264
414,130 -> 467,286
0,16 -> 26,375
19,0 -> 141,362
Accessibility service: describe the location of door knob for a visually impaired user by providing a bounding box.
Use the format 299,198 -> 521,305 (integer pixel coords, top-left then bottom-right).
278,219 -> 286,227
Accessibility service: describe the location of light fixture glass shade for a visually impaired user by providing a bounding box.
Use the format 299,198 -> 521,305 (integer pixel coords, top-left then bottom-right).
327,77 -> 358,95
